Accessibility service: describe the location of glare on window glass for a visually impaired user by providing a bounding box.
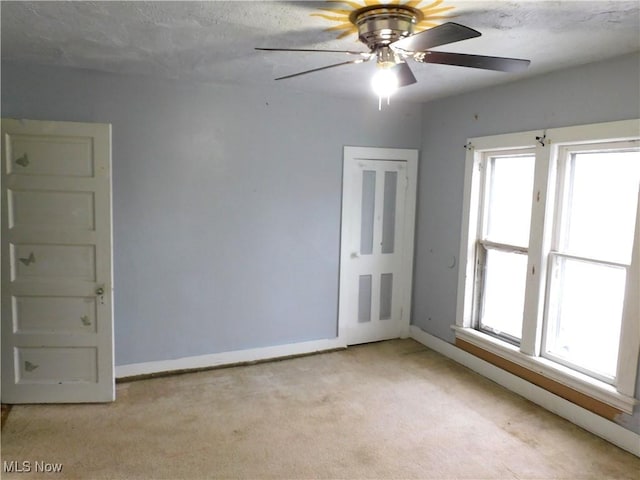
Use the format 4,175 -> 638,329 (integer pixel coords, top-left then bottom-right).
480,249 -> 528,341
545,258 -> 626,379
561,150 -> 640,265
485,155 -> 535,247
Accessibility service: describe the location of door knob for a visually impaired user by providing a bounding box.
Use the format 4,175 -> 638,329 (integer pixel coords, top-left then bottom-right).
95,287 -> 104,295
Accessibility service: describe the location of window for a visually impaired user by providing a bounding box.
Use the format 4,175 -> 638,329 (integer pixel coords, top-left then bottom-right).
544,145 -> 639,382
456,120 -> 640,414
476,151 -> 535,344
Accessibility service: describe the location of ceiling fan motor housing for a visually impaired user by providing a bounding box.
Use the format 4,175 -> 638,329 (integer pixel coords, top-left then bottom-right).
350,5 -> 422,52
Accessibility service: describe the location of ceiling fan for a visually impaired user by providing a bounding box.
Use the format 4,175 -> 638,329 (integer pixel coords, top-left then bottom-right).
256,3 -> 530,105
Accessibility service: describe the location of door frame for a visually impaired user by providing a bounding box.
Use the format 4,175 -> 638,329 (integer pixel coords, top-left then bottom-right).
338,146 -> 419,345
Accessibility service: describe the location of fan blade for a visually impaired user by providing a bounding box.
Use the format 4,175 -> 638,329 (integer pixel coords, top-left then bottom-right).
256,47 -> 371,58
391,22 -> 481,53
275,59 -> 368,80
415,51 -> 530,72
392,62 -> 417,87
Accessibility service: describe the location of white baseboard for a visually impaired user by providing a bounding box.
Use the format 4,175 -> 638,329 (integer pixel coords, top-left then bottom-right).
115,337 -> 346,379
409,325 -> 640,457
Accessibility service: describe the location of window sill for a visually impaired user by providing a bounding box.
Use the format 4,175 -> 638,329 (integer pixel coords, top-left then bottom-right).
453,326 -> 636,415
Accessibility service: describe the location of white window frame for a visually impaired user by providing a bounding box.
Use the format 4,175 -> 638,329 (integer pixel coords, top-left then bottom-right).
474,148 -> 536,345
455,119 -> 640,414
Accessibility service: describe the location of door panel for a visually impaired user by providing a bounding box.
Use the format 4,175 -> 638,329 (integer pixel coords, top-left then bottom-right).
15,347 -> 98,383
1,118 -> 114,403
11,244 -> 96,281
13,295 -> 97,334
6,135 -> 94,177
10,190 -> 96,230
339,147 -> 418,345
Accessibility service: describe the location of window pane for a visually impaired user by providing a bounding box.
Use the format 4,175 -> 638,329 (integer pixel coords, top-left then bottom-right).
479,249 -> 528,341
545,257 -> 626,379
485,155 -> 535,247
561,150 -> 640,264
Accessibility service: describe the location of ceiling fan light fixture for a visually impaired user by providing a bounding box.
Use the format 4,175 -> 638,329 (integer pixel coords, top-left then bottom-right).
371,66 -> 399,110
376,45 -> 399,68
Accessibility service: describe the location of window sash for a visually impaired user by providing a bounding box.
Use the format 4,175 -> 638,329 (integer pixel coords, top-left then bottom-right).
478,151 -> 536,248
541,252 -> 628,384
475,241 -> 528,345
552,142 -> 640,265
546,250 -> 628,270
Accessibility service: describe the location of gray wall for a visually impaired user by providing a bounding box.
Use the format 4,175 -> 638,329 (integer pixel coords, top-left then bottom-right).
1,62 -> 422,365
412,52 -> 640,433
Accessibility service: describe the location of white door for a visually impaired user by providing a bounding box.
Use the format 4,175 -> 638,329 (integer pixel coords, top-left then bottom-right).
1,118 -> 114,403
339,146 -> 418,345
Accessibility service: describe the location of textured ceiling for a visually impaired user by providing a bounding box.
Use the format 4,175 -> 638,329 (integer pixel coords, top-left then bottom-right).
2,1 -> 639,102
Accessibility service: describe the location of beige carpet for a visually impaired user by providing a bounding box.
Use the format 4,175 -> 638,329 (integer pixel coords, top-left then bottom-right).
2,339 -> 639,479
